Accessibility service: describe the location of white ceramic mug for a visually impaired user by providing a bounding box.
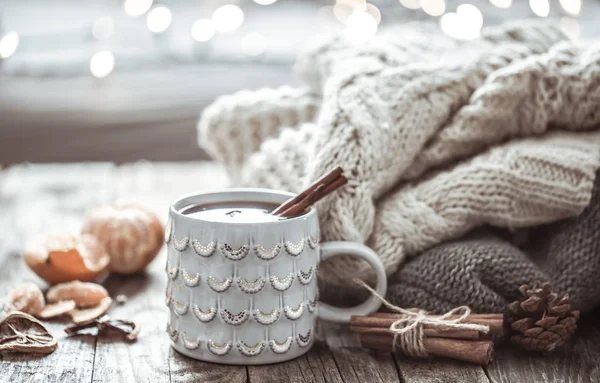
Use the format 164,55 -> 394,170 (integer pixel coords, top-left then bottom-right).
165,189 -> 387,365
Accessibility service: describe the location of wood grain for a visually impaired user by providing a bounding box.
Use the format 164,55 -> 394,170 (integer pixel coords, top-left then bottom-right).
0,164 -> 113,383
581,310 -> 600,383
484,337 -> 597,383
247,341 -> 344,383
317,322 -> 401,383
169,348 -> 248,383
394,356 -> 490,383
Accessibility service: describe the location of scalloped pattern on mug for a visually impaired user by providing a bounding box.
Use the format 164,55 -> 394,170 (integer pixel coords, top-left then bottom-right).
173,236 -> 189,252
220,309 -> 250,326
191,239 -> 216,257
207,276 -> 233,292
167,262 -> 179,280
173,299 -> 189,315
254,243 -> 281,261
220,244 -> 249,261
237,341 -> 266,357
181,332 -> 201,350
297,266 -> 314,285
269,336 -> 293,354
297,329 -> 311,347
283,302 -> 304,320
308,234 -> 320,249
307,295 -> 318,313
284,238 -> 305,256
270,273 -> 294,291
253,308 -> 280,325
165,284 -> 172,306
237,276 -> 266,294
207,340 -> 232,356
192,305 -> 217,323
167,324 -> 178,341
182,269 -> 201,287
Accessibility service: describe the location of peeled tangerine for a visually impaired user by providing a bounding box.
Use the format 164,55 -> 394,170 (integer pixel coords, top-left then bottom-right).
46,281 -> 112,324
82,202 -> 164,274
47,281 -> 109,308
24,233 -> 110,285
7,283 -> 45,315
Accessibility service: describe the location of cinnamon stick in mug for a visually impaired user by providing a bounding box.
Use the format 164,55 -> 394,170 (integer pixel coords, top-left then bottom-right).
272,166 -> 347,217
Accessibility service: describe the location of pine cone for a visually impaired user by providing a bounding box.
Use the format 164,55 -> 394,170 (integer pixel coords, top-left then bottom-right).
506,281 -> 579,353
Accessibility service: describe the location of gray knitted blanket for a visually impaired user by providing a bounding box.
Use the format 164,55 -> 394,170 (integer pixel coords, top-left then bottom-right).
388,170 -> 600,314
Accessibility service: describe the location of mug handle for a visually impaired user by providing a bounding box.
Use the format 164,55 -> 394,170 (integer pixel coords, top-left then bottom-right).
317,241 -> 387,323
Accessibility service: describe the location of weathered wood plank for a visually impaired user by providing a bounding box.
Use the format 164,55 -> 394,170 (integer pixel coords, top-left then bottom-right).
394,356 -> 489,383
169,348 -> 248,383
90,271 -> 172,383
316,322 -> 401,383
485,336 -> 596,383
91,162 -> 232,383
247,341 -> 344,383
579,310 -> 600,383
0,163 -> 113,383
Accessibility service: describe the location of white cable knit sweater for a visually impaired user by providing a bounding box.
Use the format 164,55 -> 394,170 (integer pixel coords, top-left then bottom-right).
199,21 -> 600,287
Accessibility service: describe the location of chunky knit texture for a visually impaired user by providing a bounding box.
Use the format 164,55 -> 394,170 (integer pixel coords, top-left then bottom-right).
198,21 -> 600,288
387,232 -> 546,313
388,169 -> 600,314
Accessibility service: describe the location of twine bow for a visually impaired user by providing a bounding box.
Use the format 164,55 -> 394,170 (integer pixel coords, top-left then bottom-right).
354,279 -> 490,357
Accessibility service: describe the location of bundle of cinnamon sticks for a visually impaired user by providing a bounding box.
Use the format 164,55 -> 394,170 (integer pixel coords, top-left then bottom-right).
272,166 -> 347,218
350,312 -> 504,365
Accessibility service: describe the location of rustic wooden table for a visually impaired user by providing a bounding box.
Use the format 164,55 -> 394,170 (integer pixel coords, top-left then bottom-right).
1,162 -> 599,383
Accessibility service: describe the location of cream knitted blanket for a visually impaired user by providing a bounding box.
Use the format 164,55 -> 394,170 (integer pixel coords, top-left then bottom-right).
198,21 -> 600,288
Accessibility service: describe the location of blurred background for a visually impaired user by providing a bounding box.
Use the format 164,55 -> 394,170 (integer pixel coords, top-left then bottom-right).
0,0 -> 598,165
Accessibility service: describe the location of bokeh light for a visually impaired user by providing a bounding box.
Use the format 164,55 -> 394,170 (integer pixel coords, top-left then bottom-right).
253,0 -> 278,4
457,4 -> 483,30
489,0 -> 512,8
421,0 -> 446,17
124,0 -> 153,17
0,31 -> 19,59
344,10 -> 378,43
212,4 -> 244,34
241,32 -> 268,56
529,0 -> 550,17
92,17 -> 114,41
399,0 -> 421,9
365,3 -> 382,24
191,19 -> 216,42
146,6 -> 172,33
560,16 -> 580,39
333,1 -> 354,23
90,51 -> 115,78
440,4 -> 482,40
560,0 -> 581,15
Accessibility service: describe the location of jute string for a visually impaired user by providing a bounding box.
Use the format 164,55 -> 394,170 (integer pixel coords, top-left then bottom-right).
354,279 -> 490,357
